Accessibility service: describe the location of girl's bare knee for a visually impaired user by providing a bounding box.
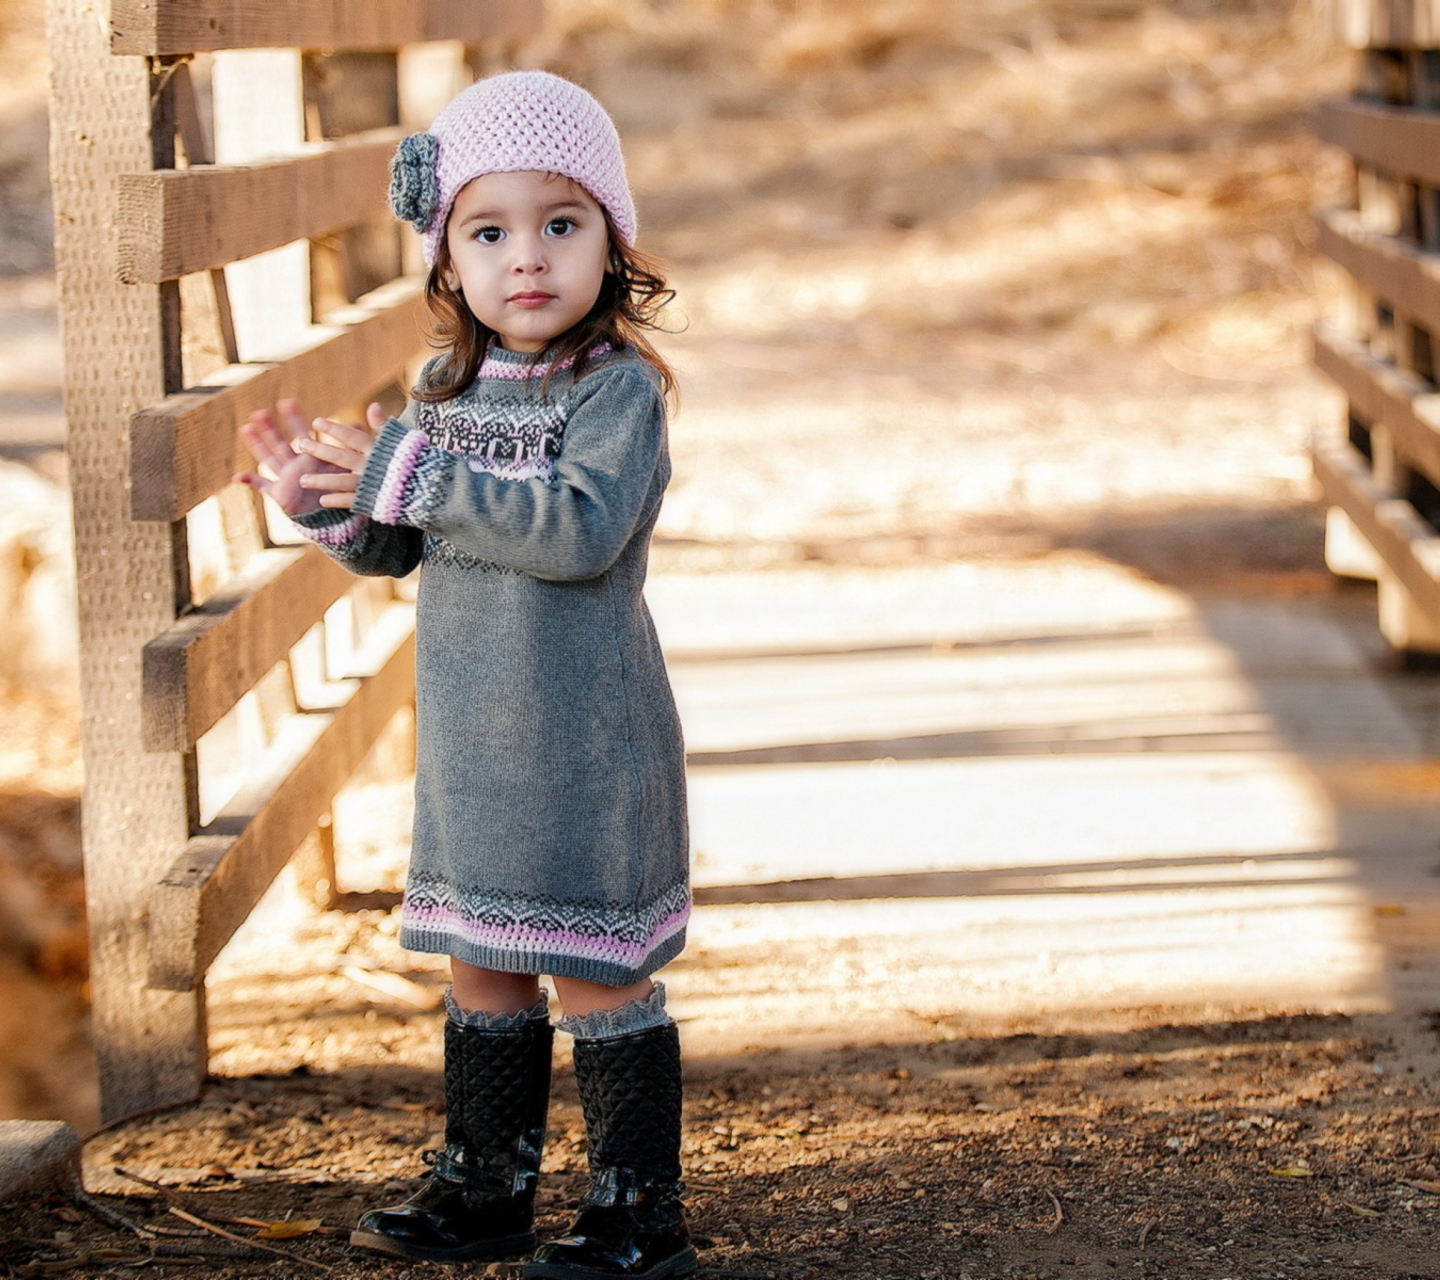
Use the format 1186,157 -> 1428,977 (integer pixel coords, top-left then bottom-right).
552,975 -> 654,1018
449,960 -> 542,1014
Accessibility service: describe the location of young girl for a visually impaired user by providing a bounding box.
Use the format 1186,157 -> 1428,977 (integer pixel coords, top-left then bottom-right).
236,71 -> 695,1280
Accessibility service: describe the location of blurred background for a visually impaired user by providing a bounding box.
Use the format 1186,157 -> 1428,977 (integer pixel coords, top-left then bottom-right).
0,0 -> 1355,1128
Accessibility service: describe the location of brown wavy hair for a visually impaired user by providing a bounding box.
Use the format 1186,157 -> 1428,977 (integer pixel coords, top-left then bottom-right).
413,208 -> 677,404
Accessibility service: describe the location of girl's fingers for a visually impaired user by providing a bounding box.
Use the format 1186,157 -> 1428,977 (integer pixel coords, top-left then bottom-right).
366,402 -> 389,433
319,491 -> 356,509
313,418 -> 376,451
297,437 -> 365,469
241,410 -> 297,471
299,471 -> 359,491
276,398 -> 311,442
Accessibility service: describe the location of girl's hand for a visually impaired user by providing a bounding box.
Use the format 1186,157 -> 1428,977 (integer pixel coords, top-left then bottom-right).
291,402 -> 389,510
234,398 -> 340,517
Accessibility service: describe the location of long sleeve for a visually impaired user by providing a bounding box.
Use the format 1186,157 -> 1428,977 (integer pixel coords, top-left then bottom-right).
288,506 -> 424,578
351,363 -> 666,582
287,398 -> 426,579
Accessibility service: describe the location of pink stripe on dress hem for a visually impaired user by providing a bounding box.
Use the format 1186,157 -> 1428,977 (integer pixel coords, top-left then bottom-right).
402,903 -> 690,965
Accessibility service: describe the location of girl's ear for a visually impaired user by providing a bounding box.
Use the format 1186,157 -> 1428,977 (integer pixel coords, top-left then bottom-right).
443,272 -> 461,292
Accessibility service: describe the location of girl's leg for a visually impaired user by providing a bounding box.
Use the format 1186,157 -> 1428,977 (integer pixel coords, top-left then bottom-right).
452,959 -> 543,1014
351,960 -> 552,1264
526,978 -> 695,1280
551,975 -> 652,1018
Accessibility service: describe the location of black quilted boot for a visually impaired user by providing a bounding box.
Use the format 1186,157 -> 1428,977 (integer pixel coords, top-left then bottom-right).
351,1012 -> 553,1263
525,1022 -> 696,1280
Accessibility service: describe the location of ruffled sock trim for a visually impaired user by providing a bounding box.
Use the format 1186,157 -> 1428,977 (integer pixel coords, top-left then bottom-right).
444,986 -> 550,1030
557,981 -> 670,1040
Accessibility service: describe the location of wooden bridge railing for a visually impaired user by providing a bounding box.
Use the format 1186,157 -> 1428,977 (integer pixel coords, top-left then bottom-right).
47,0 -> 541,1123
1314,0 -> 1440,654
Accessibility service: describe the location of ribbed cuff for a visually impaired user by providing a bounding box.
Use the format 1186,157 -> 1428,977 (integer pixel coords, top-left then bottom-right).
354,417 -> 426,523
289,505 -> 365,547
558,982 -> 670,1041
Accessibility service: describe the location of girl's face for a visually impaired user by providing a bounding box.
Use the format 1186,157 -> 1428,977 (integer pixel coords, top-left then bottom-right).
443,170 -> 610,353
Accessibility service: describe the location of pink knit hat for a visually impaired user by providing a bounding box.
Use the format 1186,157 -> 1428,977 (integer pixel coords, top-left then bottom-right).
389,70 -> 637,266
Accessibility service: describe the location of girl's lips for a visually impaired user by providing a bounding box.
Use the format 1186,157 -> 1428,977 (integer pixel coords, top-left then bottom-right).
509,292 -> 555,308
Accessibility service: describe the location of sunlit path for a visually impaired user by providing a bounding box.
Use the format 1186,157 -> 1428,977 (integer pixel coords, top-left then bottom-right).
650,559 -> 1438,1055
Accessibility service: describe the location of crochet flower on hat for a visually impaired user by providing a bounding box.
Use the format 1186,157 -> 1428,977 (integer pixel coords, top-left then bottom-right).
389,132 -> 440,233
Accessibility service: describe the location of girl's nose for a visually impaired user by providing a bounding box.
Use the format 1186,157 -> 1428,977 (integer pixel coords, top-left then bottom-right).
510,236 -> 547,274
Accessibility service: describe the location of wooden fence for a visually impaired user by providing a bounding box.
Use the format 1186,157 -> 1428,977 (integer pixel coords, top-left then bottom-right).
1314,0 -> 1440,654
47,0 -> 541,1123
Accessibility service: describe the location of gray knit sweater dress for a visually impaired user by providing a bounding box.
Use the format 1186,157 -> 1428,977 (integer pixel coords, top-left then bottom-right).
292,343 -> 688,986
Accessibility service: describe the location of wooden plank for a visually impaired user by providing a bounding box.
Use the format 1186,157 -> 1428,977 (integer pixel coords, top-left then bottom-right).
117,129 -> 400,283
1312,438 -> 1440,629
1316,209 -> 1440,339
130,275 -> 427,522
1313,323 -> 1440,489
111,0 -> 544,56
142,545 -> 354,752
47,0 -> 206,1122
149,611 -> 416,992
1322,0 -> 1440,46
1317,100 -> 1440,188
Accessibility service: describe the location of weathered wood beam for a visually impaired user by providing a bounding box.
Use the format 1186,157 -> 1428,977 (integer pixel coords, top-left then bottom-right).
1312,438 -> 1440,627
47,0 -> 206,1122
1314,323 -> 1440,485
130,275 -> 427,522
111,0 -> 544,56
142,546 -> 355,752
1316,99 -> 1440,188
149,611 -> 415,992
1316,209 -> 1440,338
118,129 -> 400,283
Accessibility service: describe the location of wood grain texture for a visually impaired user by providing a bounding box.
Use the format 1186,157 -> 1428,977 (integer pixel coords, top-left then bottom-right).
142,546 -> 354,752
1312,439 -> 1440,627
117,129 -> 400,283
149,615 -> 416,992
47,0 -> 206,1121
111,0 -> 544,55
130,275 -> 427,521
1314,323 -> 1440,486
1317,99 -> 1440,187
1316,209 -> 1440,336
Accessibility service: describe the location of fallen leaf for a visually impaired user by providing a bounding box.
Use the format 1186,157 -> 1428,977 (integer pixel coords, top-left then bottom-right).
255,1218 -> 323,1240
1345,1203 -> 1383,1217
198,1164 -> 233,1181
830,1199 -> 850,1212
1268,1165 -> 1314,1178
1401,1179 -> 1440,1195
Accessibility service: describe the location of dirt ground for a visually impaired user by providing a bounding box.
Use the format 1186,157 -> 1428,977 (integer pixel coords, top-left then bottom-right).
17,0 -> 1440,1277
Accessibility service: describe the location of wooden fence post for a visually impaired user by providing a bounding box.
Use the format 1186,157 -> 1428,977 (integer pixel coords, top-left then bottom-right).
1313,0 -> 1440,664
46,0 -> 206,1120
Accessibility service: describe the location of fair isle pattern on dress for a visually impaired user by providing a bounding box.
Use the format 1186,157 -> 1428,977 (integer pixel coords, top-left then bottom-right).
400,876 -> 692,977
417,393 -> 565,483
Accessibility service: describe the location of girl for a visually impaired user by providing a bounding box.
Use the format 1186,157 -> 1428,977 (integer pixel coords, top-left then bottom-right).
236,71 -> 695,1280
